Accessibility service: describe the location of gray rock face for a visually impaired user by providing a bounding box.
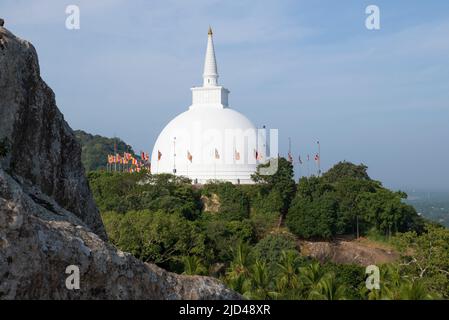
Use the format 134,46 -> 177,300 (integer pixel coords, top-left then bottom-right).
0,169 -> 240,299
0,26 -> 106,239
0,26 -> 240,300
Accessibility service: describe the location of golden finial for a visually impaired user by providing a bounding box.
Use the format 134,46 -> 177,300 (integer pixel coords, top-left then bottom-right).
208,26 -> 213,36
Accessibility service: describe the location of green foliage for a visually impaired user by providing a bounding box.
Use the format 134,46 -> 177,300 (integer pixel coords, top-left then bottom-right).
359,264 -> 439,300
358,188 -> 425,236
182,256 -> 207,275
93,159 -> 445,299
75,130 -> 137,171
322,161 -> 370,183
321,263 -> 366,299
393,224 -> 449,298
287,163 -> 423,239
248,210 -> 280,240
251,157 -> 296,216
89,172 -> 202,220
102,210 -> 204,272
202,182 -> 250,220
241,184 -> 283,215
308,273 -> 347,300
198,217 -> 255,264
287,177 -> 338,239
252,233 -> 299,269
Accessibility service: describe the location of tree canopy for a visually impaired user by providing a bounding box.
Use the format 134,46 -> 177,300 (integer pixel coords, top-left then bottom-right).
75,130 -> 138,171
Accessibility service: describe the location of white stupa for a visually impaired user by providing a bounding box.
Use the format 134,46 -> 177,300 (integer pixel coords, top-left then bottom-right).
151,27 -> 265,184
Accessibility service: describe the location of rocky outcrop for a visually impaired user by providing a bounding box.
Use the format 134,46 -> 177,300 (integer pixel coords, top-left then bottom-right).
0,25 -> 240,300
0,169 -> 239,299
0,26 -> 106,239
299,238 -> 399,266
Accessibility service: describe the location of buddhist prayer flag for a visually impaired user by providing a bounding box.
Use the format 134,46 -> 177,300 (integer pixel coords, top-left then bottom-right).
187,151 -> 193,162
314,154 -> 320,162
140,151 -> 149,161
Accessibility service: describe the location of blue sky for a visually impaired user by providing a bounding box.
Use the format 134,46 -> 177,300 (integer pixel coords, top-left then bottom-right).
2,0 -> 449,191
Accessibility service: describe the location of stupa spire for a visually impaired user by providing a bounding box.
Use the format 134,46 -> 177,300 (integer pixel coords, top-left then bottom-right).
203,26 -> 218,87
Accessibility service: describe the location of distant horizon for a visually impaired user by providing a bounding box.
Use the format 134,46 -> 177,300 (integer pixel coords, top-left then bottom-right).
2,0 -> 448,191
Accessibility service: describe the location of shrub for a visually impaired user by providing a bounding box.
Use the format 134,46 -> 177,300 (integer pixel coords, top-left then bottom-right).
252,233 -> 299,270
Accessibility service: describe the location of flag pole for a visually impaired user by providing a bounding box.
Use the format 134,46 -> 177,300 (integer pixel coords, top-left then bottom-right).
173,137 -> 177,175
317,140 -> 321,176
307,154 -> 310,177
288,137 -> 291,156
114,137 -> 117,172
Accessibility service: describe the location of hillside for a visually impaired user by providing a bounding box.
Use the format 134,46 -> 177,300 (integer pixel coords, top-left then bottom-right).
74,130 -> 138,172
89,161 -> 449,299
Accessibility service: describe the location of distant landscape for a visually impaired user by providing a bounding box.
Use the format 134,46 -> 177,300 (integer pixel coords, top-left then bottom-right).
405,191 -> 449,228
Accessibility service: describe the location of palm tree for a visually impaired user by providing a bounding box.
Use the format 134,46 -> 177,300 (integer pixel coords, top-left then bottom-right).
225,241 -> 253,294
308,273 -> 347,300
299,262 -> 324,291
276,250 -> 301,295
246,260 -> 278,300
361,264 -> 437,300
397,279 -> 436,300
182,255 -> 206,275
226,241 -> 252,279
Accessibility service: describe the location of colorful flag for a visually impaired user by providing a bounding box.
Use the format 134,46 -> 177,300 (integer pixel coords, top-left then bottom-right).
235,150 -> 240,161
314,154 -> 320,162
214,148 -> 220,159
158,150 -> 162,161
187,151 -> 193,163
